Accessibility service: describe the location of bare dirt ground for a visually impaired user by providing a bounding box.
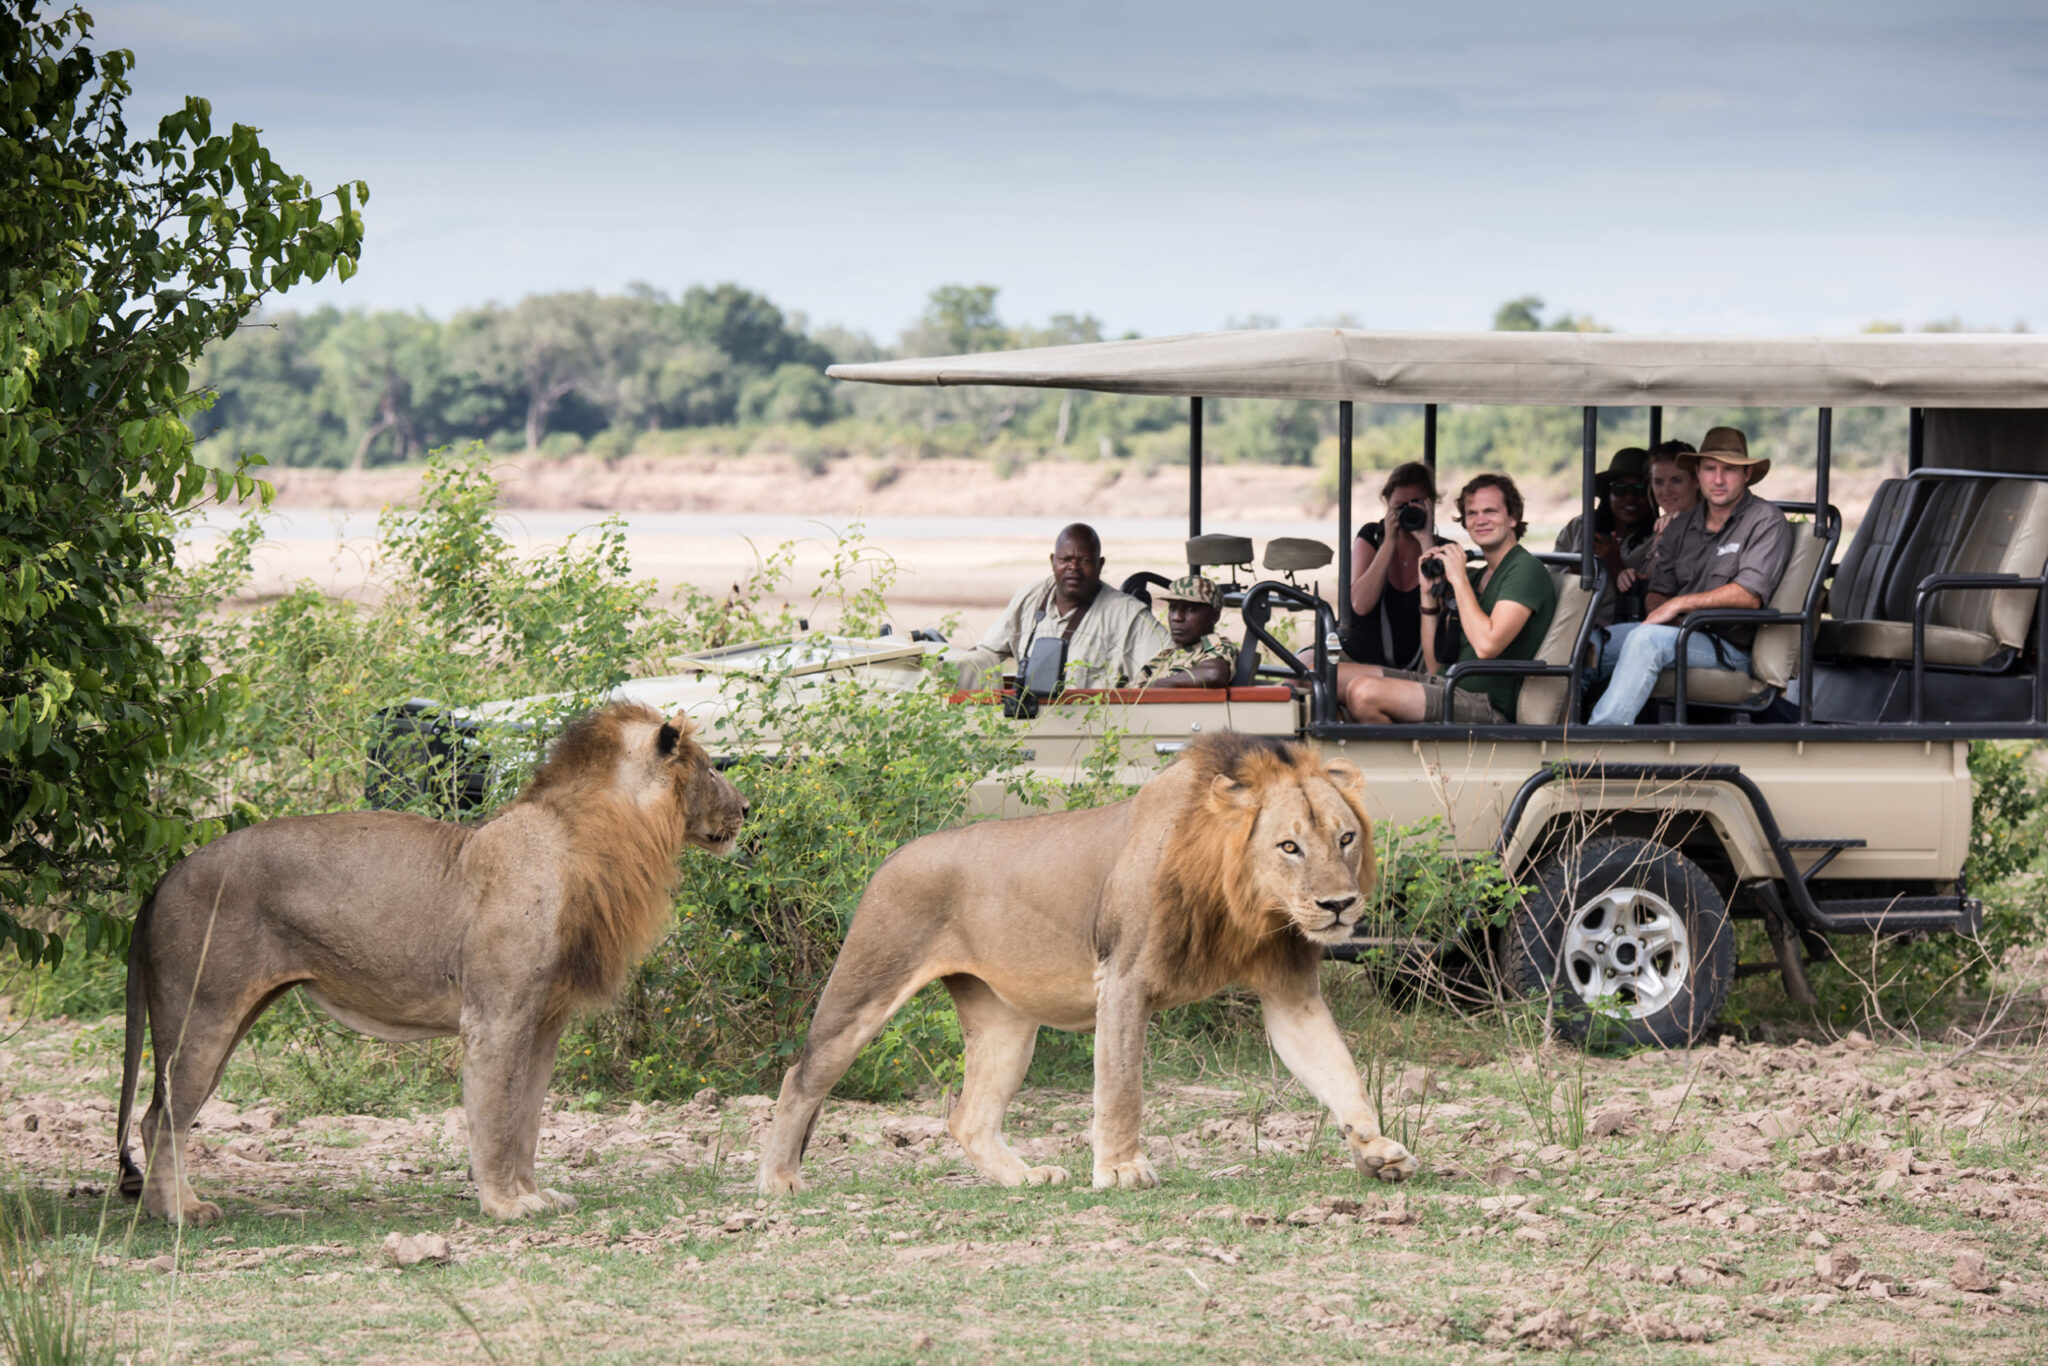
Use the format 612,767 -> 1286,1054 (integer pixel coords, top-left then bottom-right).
3,989 -> 2044,1364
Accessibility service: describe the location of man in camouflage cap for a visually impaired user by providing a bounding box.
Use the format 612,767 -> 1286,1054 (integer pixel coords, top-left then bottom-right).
1141,574 -> 1239,688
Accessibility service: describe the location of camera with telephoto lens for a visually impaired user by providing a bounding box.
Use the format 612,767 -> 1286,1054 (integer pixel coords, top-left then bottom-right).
1395,502 -> 1429,533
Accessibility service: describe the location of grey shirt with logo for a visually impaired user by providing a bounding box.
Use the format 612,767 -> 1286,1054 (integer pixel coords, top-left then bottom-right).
1644,492 -> 1792,651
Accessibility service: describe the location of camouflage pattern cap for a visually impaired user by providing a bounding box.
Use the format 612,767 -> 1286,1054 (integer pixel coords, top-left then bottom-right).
1158,574 -> 1222,608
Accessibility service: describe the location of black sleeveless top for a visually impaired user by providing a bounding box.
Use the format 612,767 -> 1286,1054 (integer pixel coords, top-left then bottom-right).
1339,523 -> 1453,668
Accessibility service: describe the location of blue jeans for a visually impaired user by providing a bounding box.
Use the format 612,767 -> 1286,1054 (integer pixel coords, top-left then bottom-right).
1588,623 -> 1752,725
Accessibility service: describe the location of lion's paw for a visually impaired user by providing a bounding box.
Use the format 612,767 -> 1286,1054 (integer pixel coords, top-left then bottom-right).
537,1188 -> 578,1212
759,1166 -> 807,1196
174,1198 -> 223,1227
1347,1134 -> 1420,1183
1021,1165 -> 1068,1187
144,1190 -> 222,1227
482,1190 -> 570,1221
1092,1157 -> 1159,1190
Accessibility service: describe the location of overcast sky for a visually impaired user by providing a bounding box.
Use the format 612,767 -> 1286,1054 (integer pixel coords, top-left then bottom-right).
97,0 -> 2048,343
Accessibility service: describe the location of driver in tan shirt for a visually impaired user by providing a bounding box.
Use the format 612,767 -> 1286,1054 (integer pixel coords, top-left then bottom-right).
945,523 -> 1170,691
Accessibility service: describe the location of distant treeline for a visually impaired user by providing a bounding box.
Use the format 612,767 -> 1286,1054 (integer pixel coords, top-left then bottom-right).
192,284 -> 2010,478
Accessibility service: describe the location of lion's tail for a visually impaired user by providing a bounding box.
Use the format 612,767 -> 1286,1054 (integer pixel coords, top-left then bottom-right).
116,892 -> 154,1200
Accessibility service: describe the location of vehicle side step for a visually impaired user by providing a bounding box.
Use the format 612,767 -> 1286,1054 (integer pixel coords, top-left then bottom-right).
1804,896 -> 1982,935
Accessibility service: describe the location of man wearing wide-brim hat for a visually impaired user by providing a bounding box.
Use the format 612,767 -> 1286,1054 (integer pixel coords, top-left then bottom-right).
1141,574 -> 1239,688
1587,427 -> 1792,724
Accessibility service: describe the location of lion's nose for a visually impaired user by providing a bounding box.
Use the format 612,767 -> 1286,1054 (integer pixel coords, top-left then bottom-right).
1316,895 -> 1357,915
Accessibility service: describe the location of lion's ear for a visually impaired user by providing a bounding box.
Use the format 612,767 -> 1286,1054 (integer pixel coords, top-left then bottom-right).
1209,773 -> 1257,811
1324,757 -> 1364,793
657,723 -> 680,757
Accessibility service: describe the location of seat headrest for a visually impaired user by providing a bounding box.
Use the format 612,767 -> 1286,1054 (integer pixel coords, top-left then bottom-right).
1262,538 -> 1333,572
1186,533 -> 1254,567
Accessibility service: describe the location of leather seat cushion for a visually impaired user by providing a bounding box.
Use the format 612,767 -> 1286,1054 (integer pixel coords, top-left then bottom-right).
1816,618 -> 2005,667
1650,668 -> 1767,706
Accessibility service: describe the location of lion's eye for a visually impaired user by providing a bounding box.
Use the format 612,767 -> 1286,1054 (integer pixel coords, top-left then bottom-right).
1279,840 -> 1301,855
1340,830 -> 1356,847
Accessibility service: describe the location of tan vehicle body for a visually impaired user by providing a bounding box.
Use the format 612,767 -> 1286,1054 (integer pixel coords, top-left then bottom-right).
972,692 -> 1972,888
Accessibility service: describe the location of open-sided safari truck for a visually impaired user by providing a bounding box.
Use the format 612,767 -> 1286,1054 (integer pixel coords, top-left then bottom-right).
823,328 -> 2048,1046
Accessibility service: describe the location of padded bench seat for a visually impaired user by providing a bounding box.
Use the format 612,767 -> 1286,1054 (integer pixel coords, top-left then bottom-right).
1816,619 -> 2008,667
1818,476 -> 2048,668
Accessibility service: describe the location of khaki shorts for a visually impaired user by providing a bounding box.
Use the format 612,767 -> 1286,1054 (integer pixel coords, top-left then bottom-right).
1377,668 -> 1510,724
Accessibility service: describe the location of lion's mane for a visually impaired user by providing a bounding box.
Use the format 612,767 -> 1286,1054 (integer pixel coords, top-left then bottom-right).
1152,732 -> 1376,995
520,701 -> 714,1020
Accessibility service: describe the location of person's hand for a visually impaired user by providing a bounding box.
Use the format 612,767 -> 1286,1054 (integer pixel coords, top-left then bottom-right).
1421,543 -> 1464,576
1654,511 -> 1674,536
1616,568 -> 1641,593
1644,598 -> 1684,627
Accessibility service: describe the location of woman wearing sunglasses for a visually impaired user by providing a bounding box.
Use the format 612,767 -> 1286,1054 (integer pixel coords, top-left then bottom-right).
1555,447 -> 1656,623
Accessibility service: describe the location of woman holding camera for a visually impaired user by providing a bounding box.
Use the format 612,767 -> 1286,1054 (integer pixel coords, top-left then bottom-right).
1339,462 -> 1455,669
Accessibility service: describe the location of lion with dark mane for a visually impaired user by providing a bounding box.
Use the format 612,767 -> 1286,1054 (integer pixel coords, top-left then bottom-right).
761,730 -> 1417,1193
117,700 -> 746,1225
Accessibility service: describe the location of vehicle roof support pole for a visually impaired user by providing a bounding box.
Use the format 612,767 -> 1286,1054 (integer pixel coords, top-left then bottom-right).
1649,405 -> 1663,450
1803,409 -> 1832,726
1188,396 -> 1203,548
1423,403 -> 1438,474
1908,406 -> 1925,472
1581,406 -> 1598,589
1815,409 -> 1832,538
1337,400 -> 1354,635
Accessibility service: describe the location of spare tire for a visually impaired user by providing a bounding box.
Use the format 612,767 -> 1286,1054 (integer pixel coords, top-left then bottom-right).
1504,836 -> 1734,1047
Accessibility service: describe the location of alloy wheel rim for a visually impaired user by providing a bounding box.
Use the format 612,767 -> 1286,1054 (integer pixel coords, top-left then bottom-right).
1558,886 -> 1690,1019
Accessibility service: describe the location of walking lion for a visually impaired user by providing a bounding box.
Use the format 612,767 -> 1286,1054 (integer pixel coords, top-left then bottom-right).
760,730 -> 1418,1193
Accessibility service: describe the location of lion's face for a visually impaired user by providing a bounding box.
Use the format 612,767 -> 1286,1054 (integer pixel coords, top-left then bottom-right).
653,717 -> 748,856
1214,757 -> 1373,946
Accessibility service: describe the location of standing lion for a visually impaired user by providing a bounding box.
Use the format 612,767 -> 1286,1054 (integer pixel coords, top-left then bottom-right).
760,731 -> 1417,1194
116,700 -> 747,1225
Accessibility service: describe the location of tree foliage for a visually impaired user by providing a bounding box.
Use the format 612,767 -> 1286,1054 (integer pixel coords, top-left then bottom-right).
0,3 -> 364,962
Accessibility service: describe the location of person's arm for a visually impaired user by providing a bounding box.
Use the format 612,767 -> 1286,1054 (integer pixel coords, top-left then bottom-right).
1420,598 -> 1443,674
1151,655 -> 1233,688
1427,546 -> 1534,660
1645,508 -> 1789,626
976,581 -> 1037,658
1350,512 -> 1402,615
1118,608 -> 1174,687
1643,581 -> 1761,626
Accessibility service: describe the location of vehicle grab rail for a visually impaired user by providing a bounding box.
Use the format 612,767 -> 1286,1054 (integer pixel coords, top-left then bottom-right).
1233,579 -> 1338,727
1909,568 -> 2048,724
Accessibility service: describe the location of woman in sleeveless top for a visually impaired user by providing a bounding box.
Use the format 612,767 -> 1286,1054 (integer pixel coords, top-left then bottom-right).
1339,461 -> 1453,669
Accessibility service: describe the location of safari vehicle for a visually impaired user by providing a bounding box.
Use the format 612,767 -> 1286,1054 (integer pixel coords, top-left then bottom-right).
810,328 -> 2048,1046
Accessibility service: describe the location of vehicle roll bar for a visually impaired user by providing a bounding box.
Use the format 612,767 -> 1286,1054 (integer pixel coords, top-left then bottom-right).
1234,579 -> 1339,726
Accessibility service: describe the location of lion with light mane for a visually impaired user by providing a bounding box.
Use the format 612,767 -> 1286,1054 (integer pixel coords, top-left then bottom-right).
116,700 -> 746,1225
761,731 -> 1417,1193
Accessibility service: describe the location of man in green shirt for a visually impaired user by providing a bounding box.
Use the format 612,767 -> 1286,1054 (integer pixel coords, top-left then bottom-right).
1341,473 -> 1556,724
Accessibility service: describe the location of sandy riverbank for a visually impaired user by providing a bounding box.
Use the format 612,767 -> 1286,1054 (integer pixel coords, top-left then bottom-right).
215,454 -> 1882,640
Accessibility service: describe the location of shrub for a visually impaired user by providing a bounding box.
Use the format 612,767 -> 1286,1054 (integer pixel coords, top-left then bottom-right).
2,4 -> 364,964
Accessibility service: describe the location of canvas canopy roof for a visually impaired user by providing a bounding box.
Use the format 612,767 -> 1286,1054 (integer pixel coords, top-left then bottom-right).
827,329 -> 2048,409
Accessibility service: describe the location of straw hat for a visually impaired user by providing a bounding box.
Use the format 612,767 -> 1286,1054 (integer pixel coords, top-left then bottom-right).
1695,426 -> 1769,483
